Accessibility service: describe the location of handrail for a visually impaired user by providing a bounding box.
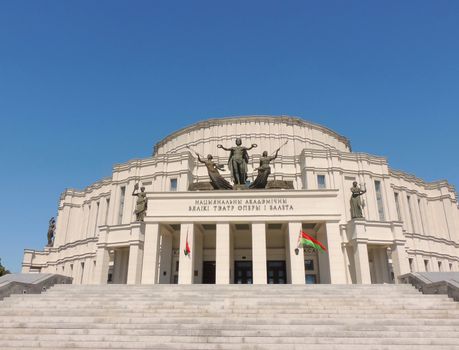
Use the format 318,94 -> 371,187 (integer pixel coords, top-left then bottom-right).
0,274 -> 72,300
399,272 -> 459,302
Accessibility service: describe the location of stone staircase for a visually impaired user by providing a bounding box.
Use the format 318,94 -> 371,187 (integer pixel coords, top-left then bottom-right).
0,284 -> 458,349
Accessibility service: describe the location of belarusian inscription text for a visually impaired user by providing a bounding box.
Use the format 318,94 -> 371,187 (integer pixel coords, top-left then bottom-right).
188,198 -> 294,212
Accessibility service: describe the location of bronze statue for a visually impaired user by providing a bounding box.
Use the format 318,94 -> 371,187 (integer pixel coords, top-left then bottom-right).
199,154 -> 233,190
217,138 -> 257,185
249,148 -> 280,189
350,182 -> 366,218
187,146 -> 233,189
46,217 -> 55,247
132,183 -> 147,221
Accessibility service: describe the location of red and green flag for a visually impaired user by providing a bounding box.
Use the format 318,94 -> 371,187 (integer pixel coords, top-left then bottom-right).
298,231 -> 327,253
184,233 -> 191,256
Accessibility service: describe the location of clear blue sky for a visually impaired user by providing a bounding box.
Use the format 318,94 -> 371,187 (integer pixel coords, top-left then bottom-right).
1,1 -> 458,272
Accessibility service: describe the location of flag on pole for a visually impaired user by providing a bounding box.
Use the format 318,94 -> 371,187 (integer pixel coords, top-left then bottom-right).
298,231 -> 327,253
184,232 -> 191,256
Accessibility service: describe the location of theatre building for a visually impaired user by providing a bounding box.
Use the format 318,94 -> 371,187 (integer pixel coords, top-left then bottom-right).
22,116 -> 459,285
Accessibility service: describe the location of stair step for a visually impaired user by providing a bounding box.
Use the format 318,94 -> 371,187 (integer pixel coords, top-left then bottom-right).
1,284 -> 458,349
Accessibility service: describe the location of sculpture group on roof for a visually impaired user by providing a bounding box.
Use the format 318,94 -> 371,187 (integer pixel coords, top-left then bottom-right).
188,138 -> 287,190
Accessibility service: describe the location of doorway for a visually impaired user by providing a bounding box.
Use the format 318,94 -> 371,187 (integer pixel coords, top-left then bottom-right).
234,261 -> 253,284
304,255 -> 319,284
267,261 -> 286,284
202,261 -> 216,284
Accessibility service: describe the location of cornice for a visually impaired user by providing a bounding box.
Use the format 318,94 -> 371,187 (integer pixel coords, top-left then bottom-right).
56,237 -> 98,252
390,168 -> 456,194
390,185 -> 456,202
113,152 -> 192,172
405,248 -> 459,261
404,232 -> 458,247
302,166 -> 391,179
60,177 -> 112,199
152,115 -> 351,156
301,148 -> 388,165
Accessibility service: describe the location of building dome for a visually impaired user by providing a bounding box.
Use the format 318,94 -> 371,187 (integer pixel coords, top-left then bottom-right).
153,116 -> 351,157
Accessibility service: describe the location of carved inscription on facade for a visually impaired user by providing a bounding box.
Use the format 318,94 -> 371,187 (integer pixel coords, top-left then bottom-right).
188,198 -> 294,213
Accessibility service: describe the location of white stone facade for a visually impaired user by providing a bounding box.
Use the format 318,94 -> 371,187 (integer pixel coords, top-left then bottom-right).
22,116 -> 459,285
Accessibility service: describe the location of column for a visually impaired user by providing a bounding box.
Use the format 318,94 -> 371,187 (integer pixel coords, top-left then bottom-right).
391,242 -> 410,282
83,257 -> 93,284
430,256 -> 439,272
216,223 -> 230,284
288,222 -> 305,284
442,197 -> 456,241
193,226 -> 204,284
93,247 -> 110,284
362,175 -> 377,220
323,222 -> 347,284
252,223 -> 267,284
122,181 -> 135,224
414,254 -> 425,272
374,248 -> 391,283
74,261 -> 82,285
127,244 -> 144,284
353,241 -> 371,284
54,205 -> 70,247
178,223 -> 195,284
159,232 -> 173,284
81,205 -> 90,240
113,249 -> 128,284
141,223 -> 161,284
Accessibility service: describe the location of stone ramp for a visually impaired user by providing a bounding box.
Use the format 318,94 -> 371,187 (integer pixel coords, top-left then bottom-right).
0,284 -> 459,349
0,273 -> 72,300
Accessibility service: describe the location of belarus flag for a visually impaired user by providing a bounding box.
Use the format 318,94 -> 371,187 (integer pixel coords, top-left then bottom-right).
184,233 -> 191,256
298,231 -> 327,253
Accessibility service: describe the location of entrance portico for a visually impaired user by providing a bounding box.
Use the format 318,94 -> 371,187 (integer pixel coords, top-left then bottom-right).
92,189 -> 411,285
141,189 -> 347,285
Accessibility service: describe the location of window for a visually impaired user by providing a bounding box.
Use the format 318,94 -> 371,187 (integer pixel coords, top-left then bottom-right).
450,263 -> 453,271
438,261 -> 442,272
374,180 -> 385,221
85,205 -> 91,236
408,258 -> 413,272
407,195 -> 416,232
118,186 -> 126,225
170,178 -> 178,191
394,192 -> 402,221
317,175 -> 326,189
80,262 -> 85,284
305,259 -> 315,271
105,198 -> 110,224
418,198 -> 425,234
424,259 -> 429,272
94,202 -> 100,235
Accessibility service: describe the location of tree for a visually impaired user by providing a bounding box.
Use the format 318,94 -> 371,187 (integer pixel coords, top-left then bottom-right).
0,258 -> 10,277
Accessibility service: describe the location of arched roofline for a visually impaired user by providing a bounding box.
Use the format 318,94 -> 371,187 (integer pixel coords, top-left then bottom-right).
152,115 -> 351,156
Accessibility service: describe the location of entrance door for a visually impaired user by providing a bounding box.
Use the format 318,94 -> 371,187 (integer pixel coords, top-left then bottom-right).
202,261 -> 216,284
234,261 -> 253,284
267,261 -> 286,284
304,255 -> 319,284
